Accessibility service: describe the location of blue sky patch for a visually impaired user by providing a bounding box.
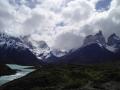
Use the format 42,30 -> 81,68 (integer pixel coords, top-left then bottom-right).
96,0 -> 112,11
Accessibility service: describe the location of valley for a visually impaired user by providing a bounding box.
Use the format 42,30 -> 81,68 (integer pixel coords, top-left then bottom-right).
1,31 -> 120,90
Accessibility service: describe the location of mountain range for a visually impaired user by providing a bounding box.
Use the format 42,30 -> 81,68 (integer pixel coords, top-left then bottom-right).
0,30 -> 120,65
46,31 -> 120,64
0,33 -> 42,65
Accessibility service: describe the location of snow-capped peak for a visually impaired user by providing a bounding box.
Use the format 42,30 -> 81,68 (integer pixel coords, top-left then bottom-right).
20,35 -> 51,60
0,33 -> 28,50
21,35 -> 68,60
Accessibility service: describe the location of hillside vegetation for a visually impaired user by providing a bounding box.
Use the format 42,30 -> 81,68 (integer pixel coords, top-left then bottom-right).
1,63 -> 120,90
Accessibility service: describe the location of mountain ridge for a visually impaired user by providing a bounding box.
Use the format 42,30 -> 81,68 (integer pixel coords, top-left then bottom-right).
0,33 -> 43,65
1,31 -> 120,65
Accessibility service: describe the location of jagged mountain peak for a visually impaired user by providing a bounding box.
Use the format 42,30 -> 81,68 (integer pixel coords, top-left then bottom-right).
107,33 -> 120,48
20,35 -> 59,60
83,30 -> 106,47
0,33 -> 42,65
82,31 -> 120,53
21,35 -> 49,49
109,33 -> 120,41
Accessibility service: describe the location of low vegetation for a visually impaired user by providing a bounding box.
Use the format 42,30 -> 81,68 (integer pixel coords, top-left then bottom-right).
1,62 -> 120,90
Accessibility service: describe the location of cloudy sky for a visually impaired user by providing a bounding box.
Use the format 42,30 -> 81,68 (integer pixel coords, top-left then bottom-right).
0,0 -> 120,50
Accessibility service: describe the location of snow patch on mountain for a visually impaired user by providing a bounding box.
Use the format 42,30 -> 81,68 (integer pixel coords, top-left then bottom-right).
51,49 -> 68,57
0,33 -> 28,50
106,46 -> 117,52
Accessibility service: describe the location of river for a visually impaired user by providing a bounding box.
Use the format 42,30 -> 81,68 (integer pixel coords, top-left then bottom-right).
0,64 -> 35,86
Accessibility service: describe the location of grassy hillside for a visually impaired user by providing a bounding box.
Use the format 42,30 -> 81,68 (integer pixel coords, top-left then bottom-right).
1,62 -> 120,90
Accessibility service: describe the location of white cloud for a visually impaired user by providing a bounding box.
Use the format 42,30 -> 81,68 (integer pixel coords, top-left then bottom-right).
0,0 -> 120,51
62,0 -> 94,22
91,0 -> 120,37
53,31 -> 84,50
